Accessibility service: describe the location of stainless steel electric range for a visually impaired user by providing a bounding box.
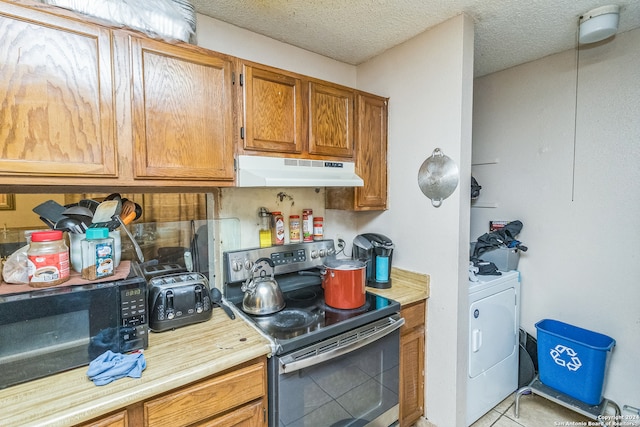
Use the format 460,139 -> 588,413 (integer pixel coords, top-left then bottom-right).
223,240 -> 404,427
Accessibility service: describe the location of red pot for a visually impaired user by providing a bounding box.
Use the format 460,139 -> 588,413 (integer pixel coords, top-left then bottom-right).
321,259 -> 366,309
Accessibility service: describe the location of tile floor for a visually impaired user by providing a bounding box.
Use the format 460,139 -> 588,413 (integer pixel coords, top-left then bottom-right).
412,393 -> 595,427
471,393 -> 593,427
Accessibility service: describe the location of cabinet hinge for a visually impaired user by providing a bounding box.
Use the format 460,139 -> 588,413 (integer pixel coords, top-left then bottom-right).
263,407 -> 267,423
240,127 -> 245,140
239,73 -> 244,86
234,156 -> 237,171
232,71 -> 235,85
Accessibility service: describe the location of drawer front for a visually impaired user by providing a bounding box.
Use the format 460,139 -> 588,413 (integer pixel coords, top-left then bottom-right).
401,300 -> 426,332
144,360 -> 266,427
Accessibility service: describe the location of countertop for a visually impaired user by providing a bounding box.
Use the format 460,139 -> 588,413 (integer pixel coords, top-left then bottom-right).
0,310 -> 272,427
0,267 -> 428,427
367,267 -> 430,305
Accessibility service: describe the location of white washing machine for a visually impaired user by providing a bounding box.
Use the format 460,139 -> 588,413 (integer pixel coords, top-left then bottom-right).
467,270 -> 521,426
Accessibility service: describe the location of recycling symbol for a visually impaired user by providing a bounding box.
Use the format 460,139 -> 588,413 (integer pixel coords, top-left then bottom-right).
550,344 -> 582,371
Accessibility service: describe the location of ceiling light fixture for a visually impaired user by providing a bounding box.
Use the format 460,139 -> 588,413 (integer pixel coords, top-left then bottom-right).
578,5 -> 620,44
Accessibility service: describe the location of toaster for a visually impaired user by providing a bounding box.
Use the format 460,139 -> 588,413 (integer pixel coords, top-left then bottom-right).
148,272 -> 212,332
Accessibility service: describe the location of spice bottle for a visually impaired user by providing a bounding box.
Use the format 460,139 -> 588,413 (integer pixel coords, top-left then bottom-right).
81,228 -> 115,280
271,211 -> 285,245
289,215 -> 301,243
258,207 -> 272,248
302,209 -> 314,242
313,217 -> 324,241
27,230 -> 70,288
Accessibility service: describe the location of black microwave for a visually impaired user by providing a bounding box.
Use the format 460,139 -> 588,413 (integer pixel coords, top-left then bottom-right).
0,263 -> 148,389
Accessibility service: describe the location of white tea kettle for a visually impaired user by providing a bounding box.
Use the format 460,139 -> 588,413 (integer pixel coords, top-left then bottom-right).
241,257 -> 285,315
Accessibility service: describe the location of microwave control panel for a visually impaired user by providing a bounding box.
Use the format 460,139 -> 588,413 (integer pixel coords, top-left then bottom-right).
119,281 -> 148,350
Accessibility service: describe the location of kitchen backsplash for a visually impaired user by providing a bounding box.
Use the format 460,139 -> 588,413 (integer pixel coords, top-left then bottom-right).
217,187 -> 326,249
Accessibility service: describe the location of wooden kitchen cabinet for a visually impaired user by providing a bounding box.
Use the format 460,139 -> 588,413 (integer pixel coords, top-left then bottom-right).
308,81 -> 355,158
240,63 -> 304,154
0,1 -> 117,179
129,36 -> 236,182
239,63 -> 356,160
0,0 -> 236,190
399,300 -> 426,426
0,0 -> 387,191
143,358 -> 266,426
77,410 -> 128,427
326,92 -> 389,210
77,358 -> 267,427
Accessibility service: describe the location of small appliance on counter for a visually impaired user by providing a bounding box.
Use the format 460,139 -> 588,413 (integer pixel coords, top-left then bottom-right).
147,272 -> 213,332
0,262 -> 148,390
352,233 -> 395,288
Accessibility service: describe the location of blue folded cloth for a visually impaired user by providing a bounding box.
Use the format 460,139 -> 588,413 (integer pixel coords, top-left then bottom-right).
87,350 -> 146,386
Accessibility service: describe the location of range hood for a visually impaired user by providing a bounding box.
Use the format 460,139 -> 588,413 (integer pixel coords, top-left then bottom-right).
237,155 -> 364,187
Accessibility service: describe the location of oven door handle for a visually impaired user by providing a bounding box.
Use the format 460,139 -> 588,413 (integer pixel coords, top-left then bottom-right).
279,315 -> 405,374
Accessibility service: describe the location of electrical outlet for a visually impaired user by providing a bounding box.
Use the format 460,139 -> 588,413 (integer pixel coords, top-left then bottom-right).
337,238 -> 346,249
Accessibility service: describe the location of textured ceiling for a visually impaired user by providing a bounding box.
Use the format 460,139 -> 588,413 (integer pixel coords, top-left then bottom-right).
191,0 -> 640,77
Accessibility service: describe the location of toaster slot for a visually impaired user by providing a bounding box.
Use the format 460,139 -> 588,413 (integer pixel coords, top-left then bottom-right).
195,285 -> 204,313
165,290 -> 175,320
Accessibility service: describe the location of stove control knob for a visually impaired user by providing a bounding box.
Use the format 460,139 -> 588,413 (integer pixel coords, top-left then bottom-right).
327,248 -> 335,256
231,259 -> 243,272
310,250 -> 318,259
244,260 -> 254,271
319,249 -> 326,257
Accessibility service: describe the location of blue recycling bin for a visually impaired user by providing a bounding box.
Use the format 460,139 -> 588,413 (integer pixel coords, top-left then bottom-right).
535,319 -> 615,405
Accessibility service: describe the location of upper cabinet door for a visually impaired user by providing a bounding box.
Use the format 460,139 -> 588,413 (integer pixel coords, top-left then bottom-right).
0,3 -> 116,177
130,37 -> 235,181
355,93 -> 388,209
308,82 -> 354,158
242,64 -> 303,154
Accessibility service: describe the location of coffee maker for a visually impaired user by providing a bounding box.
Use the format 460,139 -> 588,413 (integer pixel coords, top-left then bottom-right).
352,233 -> 394,288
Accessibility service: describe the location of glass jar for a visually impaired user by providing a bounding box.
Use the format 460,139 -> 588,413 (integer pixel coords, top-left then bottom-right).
289,215 -> 301,243
81,228 -> 115,280
27,230 -> 70,288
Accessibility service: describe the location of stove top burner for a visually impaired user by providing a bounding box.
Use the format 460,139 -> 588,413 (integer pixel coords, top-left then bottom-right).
254,308 -> 321,340
322,299 -> 371,314
262,308 -> 317,329
284,287 -> 322,306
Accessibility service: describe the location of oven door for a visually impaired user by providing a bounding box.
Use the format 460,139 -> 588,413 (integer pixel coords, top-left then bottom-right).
272,314 -> 404,427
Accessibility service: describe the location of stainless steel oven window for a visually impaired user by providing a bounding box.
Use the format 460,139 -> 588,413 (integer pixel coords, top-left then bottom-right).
273,316 -> 402,426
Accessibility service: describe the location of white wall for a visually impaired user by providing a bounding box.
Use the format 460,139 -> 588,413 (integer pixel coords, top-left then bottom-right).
353,15 -> 474,426
472,28 -> 640,409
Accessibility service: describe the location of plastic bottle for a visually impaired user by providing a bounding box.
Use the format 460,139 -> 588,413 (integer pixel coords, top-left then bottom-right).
271,211 -> 285,245
81,228 -> 115,280
289,215 -> 301,243
27,230 -> 70,287
259,208 -> 272,248
302,209 -> 314,242
313,217 -> 324,241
